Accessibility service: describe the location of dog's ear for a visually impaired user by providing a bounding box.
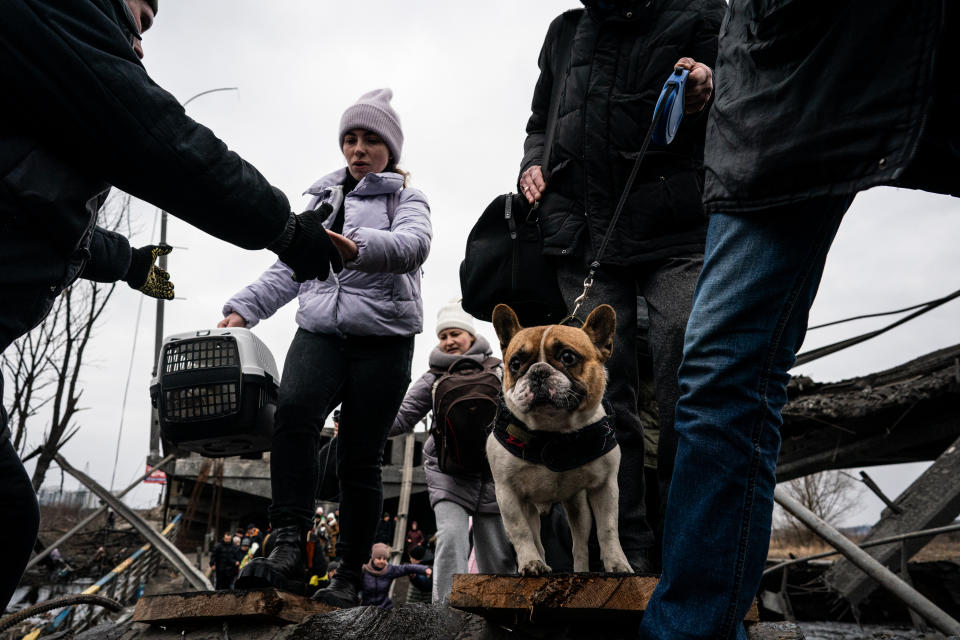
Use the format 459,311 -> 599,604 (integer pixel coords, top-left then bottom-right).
582,304 -> 616,362
492,304 -> 523,352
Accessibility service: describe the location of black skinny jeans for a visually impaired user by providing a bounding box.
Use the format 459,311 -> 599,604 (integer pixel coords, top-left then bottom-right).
268,328 -> 413,575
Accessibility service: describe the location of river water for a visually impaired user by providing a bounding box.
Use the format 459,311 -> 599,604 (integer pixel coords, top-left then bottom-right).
798,622 -> 949,639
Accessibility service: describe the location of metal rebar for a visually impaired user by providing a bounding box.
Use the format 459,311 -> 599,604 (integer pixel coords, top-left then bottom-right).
0,594 -> 122,632
859,470 -> 903,514
54,453 -> 212,590
774,486 -> 960,636
27,454 -> 175,571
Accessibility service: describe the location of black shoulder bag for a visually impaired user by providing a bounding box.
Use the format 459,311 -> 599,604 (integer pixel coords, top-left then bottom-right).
459,12 -> 579,326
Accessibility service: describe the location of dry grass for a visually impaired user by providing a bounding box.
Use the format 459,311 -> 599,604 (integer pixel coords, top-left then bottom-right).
768,529 -> 960,563
767,540 -> 838,561
912,537 -> 960,562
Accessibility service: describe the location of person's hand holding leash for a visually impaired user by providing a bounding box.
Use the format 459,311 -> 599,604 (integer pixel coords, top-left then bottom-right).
675,57 -> 713,114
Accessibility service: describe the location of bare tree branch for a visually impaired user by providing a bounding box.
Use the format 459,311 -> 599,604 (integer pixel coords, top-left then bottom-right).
775,470 -> 864,547
0,193 -> 135,491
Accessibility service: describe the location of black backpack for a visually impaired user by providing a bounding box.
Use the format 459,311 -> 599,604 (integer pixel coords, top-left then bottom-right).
430,357 -> 502,475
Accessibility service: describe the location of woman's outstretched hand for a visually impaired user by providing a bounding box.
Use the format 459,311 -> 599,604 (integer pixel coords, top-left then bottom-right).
326,230 -> 359,262
218,312 -> 247,328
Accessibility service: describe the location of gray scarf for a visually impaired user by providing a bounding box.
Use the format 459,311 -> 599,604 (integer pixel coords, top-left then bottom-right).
428,334 -> 493,370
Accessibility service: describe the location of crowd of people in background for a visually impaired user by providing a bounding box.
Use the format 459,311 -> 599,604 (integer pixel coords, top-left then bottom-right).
209,510 -> 438,608
208,523 -> 267,590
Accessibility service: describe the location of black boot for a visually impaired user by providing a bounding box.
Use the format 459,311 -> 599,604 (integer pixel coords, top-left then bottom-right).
234,524 -> 306,594
311,569 -> 361,608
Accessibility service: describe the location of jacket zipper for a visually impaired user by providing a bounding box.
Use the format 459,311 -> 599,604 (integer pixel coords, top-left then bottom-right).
898,1 -> 940,179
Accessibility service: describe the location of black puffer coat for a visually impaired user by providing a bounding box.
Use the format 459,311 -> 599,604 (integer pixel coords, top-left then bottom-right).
520,0 -> 726,266
209,542 -> 239,577
0,0 -> 290,291
705,0 -> 958,211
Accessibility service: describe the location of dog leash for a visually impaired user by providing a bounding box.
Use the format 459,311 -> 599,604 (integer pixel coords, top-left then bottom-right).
563,67 -> 690,327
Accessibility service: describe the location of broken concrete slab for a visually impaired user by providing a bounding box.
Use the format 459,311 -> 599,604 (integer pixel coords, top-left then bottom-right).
101,602 -> 803,640
132,589 -> 335,626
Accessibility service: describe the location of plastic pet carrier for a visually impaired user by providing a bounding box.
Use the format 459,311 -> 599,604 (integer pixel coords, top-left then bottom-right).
150,328 -> 279,457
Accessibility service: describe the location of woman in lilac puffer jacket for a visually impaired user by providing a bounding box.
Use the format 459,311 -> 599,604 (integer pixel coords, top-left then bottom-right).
220,89 -> 431,607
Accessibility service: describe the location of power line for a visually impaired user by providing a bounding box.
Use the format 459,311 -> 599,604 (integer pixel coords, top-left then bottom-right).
808,300 -> 935,331
795,286 -> 960,367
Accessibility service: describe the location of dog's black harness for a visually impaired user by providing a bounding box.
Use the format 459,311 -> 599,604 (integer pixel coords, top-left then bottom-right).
490,396 -> 617,472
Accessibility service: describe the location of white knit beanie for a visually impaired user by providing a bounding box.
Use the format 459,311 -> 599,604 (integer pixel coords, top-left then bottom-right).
339,88 -> 404,163
436,299 -> 475,337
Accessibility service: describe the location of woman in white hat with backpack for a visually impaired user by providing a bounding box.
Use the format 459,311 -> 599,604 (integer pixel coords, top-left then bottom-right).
389,299 -> 515,602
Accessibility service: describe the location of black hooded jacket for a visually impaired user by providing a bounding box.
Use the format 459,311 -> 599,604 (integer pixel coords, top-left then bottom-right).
704,0 -> 957,211
0,0 -> 291,291
520,0 -> 726,266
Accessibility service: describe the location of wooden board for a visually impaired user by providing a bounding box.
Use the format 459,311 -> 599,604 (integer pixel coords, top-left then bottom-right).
132,588 -> 336,625
449,574 -> 759,624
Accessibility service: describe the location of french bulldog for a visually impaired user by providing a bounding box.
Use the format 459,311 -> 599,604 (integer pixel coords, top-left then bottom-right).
486,303 -> 632,576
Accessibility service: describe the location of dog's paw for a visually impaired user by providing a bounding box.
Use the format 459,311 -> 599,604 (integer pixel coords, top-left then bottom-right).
519,558 -> 552,576
604,559 -> 634,574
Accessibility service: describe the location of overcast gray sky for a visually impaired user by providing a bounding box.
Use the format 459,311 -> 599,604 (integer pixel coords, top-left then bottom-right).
14,1 -> 960,528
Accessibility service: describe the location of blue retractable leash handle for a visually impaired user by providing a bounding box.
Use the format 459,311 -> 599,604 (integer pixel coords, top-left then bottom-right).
652,67 -> 690,145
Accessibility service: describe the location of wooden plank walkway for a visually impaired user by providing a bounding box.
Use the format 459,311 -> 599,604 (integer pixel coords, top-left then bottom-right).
449,574 -> 759,624
121,586 -> 796,639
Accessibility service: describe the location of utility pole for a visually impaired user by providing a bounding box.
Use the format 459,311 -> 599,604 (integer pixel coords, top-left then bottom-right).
148,210 -> 167,465
148,87 -> 238,466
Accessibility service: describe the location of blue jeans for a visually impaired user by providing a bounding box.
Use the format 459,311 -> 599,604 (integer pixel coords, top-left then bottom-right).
640,195 -> 852,640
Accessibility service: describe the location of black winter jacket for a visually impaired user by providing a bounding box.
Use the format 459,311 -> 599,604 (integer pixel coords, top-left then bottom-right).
520,0 -> 725,265
0,0 -> 291,291
704,0 -> 957,211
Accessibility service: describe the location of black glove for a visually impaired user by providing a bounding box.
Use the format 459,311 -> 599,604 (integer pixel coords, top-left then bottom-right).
270,204 -> 344,283
125,244 -> 174,300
